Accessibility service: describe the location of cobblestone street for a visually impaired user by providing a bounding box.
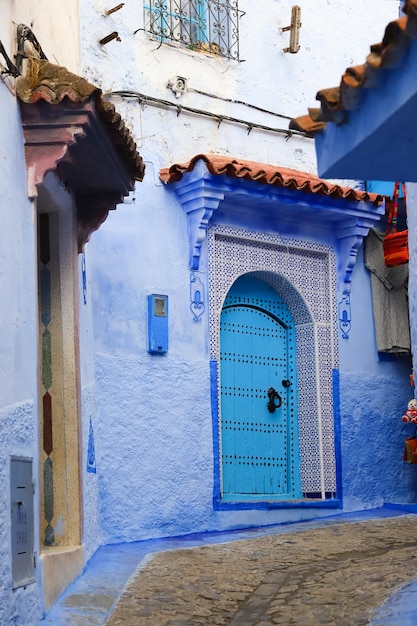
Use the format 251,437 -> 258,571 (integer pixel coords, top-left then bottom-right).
40,510 -> 417,625
105,515 -> 417,626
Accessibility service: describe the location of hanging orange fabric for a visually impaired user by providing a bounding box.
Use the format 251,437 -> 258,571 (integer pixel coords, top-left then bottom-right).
383,182 -> 408,267
404,437 -> 417,464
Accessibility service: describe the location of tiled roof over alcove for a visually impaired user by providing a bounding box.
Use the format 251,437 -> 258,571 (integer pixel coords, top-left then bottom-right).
161,154 -> 384,292
17,59 -> 145,250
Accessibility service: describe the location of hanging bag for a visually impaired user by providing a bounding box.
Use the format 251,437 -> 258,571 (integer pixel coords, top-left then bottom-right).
383,182 -> 409,267
404,437 -> 417,464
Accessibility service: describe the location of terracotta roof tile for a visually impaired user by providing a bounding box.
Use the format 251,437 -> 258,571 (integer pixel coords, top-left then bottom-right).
160,154 -> 383,205
16,59 -> 145,181
290,1 -> 417,136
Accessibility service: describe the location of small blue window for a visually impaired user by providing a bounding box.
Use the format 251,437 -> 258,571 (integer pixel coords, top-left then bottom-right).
143,1 -> 243,60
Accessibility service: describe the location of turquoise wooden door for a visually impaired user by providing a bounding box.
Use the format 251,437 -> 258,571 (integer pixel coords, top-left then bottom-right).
220,275 -> 301,500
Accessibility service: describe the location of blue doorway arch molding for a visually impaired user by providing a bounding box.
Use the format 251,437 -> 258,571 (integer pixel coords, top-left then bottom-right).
220,274 -> 302,501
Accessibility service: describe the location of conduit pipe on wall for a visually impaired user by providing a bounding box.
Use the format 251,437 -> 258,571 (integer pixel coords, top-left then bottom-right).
110,90 -> 311,139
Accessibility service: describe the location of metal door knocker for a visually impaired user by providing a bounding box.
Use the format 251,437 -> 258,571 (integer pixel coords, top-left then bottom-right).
267,387 -> 282,413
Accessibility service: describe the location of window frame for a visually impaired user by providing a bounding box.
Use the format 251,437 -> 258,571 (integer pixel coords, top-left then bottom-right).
143,0 -> 242,61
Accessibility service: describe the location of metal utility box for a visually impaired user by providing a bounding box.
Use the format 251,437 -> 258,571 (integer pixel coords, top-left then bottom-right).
147,294 -> 168,354
11,457 -> 35,588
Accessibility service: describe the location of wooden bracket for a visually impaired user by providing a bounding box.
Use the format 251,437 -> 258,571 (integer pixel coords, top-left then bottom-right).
282,6 -> 301,54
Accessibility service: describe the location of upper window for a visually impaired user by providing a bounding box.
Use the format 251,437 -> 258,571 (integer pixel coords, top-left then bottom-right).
143,1 -> 243,60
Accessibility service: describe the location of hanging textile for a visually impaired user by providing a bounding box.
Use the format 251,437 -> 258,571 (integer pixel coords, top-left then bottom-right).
383,182 -> 408,267
364,229 -> 410,354
404,438 -> 417,464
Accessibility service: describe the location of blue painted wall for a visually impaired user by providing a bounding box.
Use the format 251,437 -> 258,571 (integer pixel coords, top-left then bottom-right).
339,246 -> 416,509
86,162 -> 415,544
78,254 -> 102,559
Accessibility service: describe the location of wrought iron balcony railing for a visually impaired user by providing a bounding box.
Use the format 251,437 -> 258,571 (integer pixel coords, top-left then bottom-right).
143,0 -> 243,60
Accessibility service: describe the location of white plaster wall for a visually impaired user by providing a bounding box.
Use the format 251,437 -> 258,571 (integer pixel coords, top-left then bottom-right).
80,0 -> 397,173
0,0 -> 80,72
0,78 -> 42,626
81,0 -> 405,543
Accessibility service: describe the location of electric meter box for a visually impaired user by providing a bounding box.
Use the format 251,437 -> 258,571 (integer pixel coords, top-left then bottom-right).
147,294 -> 168,354
11,457 -> 35,589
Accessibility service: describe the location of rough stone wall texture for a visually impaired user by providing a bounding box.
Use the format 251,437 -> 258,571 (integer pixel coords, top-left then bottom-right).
0,401 -> 42,626
95,352 -> 213,543
340,372 -> 417,510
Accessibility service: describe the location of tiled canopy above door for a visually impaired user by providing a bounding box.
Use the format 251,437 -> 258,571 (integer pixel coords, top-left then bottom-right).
17,59 -> 145,250
160,154 -> 384,293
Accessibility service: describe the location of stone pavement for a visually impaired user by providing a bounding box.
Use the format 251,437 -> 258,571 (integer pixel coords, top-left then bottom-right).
40,507 -> 417,626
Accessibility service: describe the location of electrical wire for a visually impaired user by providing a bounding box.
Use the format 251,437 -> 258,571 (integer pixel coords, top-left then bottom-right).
187,87 -> 293,121
110,90 -> 309,139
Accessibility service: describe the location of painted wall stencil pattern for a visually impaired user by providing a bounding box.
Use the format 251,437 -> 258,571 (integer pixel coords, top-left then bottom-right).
87,418 -> 97,474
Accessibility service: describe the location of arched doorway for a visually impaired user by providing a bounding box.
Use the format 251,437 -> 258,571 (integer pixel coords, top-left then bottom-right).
220,274 -> 302,500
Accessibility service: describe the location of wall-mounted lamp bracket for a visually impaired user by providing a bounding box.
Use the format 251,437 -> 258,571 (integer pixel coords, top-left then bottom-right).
0,24 -> 48,78
282,5 -> 301,53
15,24 -> 48,72
0,40 -> 20,77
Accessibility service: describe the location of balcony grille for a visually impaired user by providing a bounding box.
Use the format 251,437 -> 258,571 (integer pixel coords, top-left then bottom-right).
144,1 -> 243,60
